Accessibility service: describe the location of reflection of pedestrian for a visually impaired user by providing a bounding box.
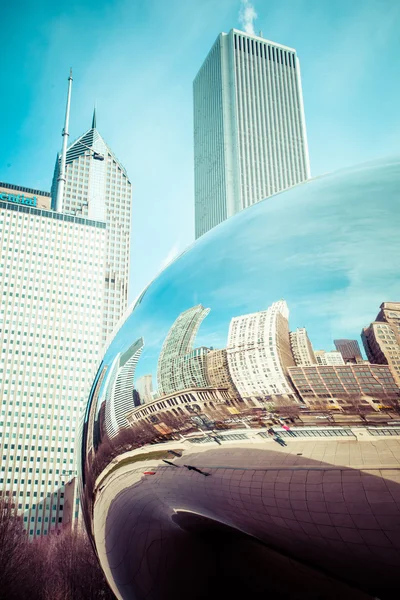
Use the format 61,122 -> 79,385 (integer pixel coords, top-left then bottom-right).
184,465 -> 211,476
281,423 -> 296,437
273,435 -> 287,447
162,459 -> 180,467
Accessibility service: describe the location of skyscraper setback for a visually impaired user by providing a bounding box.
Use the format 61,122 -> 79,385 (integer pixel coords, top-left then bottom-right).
0,72 -> 133,536
194,29 -> 310,238
51,110 -> 132,344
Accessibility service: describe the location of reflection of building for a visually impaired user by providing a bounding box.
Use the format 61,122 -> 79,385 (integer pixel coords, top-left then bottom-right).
362,323 -> 400,384
0,195 -> 106,538
194,29 -> 310,238
135,374 -> 153,405
206,349 -> 240,399
334,339 -> 363,363
376,302 -> 400,341
290,328 -> 316,366
126,386 -> 232,427
61,477 -> 81,532
157,305 -> 210,395
288,363 -> 400,408
104,338 -> 144,438
227,300 -> 296,403
86,366 -> 108,463
51,112 -> 132,344
315,350 -> 345,366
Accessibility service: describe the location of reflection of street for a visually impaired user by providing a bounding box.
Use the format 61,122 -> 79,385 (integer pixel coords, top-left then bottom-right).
95,434 -> 400,600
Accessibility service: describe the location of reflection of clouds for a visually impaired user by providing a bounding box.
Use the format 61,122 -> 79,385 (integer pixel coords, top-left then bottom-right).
97,158 -> 400,396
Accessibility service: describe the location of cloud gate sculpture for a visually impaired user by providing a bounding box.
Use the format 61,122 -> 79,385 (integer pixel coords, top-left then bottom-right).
80,158 -> 400,600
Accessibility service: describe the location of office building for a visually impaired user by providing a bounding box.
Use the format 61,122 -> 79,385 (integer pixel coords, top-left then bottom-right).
376,302 -> 400,342
51,110 -> 132,344
104,338 -> 144,438
206,348 -> 240,399
0,182 -> 51,210
135,374 -> 154,405
194,29 -> 310,238
227,300 -> 296,403
362,322 -> 400,384
157,305 -> 210,395
334,339 -> 363,363
0,195 -> 106,536
315,350 -> 345,366
290,328 -> 316,366
288,363 -> 400,408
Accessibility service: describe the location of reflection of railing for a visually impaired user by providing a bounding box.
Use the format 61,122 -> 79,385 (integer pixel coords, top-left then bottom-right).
368,427 -> 400,436
260,428 -> 356,439
186,432 -> 250,444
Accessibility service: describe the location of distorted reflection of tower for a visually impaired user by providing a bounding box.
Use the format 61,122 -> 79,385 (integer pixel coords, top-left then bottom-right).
104,338 -> 144,438
334,339 -> 363,363
157,305 -> 210,395
227,300 -> 296,403
206,349 -> 240,399
290,327 -> 316,366
51,111 -> 132,344
194,29 -> 310,238
135,374 -> 154,405
362,302 -> 400,384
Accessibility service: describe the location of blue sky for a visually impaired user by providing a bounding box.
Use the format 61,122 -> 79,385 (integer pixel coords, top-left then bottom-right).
1,0 -> 400,301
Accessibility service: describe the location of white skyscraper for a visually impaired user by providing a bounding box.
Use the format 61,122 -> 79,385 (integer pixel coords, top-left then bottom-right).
51,110 -> 132,344
290,328 -> 316,366
194,29 -> 310,238
227,300 -> 296,403
104,338 -> 144,438
0,194 -> 106,537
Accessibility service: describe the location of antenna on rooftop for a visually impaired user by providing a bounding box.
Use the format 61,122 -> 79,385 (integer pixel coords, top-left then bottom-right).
55,68 -> 73,213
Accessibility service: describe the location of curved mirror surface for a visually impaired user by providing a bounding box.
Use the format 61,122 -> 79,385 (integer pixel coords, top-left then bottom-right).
80,158 -> 400,600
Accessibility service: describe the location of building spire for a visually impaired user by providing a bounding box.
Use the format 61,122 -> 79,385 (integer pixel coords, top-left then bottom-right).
55,68 -> 73,213
92,106 -> 97,129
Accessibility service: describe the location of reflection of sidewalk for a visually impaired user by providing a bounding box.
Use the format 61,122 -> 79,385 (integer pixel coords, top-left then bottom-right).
96,438 -> 400,600
94,459 -> 162,600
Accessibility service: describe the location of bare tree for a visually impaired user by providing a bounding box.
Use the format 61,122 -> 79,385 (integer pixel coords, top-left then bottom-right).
0,494 -> 29,600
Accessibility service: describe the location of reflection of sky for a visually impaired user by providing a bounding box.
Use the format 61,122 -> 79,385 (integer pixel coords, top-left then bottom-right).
98,158 -> 400,401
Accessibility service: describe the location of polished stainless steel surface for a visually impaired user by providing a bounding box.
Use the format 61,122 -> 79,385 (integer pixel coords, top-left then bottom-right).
80,158 -> 400,600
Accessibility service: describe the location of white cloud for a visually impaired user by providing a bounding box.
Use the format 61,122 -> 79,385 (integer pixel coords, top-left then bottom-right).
239,0 -> 258,35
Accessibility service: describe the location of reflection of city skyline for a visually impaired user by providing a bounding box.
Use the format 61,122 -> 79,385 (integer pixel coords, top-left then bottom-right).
93,297 -> 400,440
134,299 -> 400,411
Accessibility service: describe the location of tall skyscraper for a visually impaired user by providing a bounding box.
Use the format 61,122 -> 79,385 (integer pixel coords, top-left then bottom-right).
376,302 -> 400,343
135,374 -> 154,405
0,194 -> 106,536
290,328 -> 316,366
362,324 -> 400,384
361,302 -> 400,385
206,349 -> 240,400
157,305 -> 210,395
334,339 -> 363,363
51,110 -> 132,344
194,29 -> 310,238
226,300 -> 296,403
